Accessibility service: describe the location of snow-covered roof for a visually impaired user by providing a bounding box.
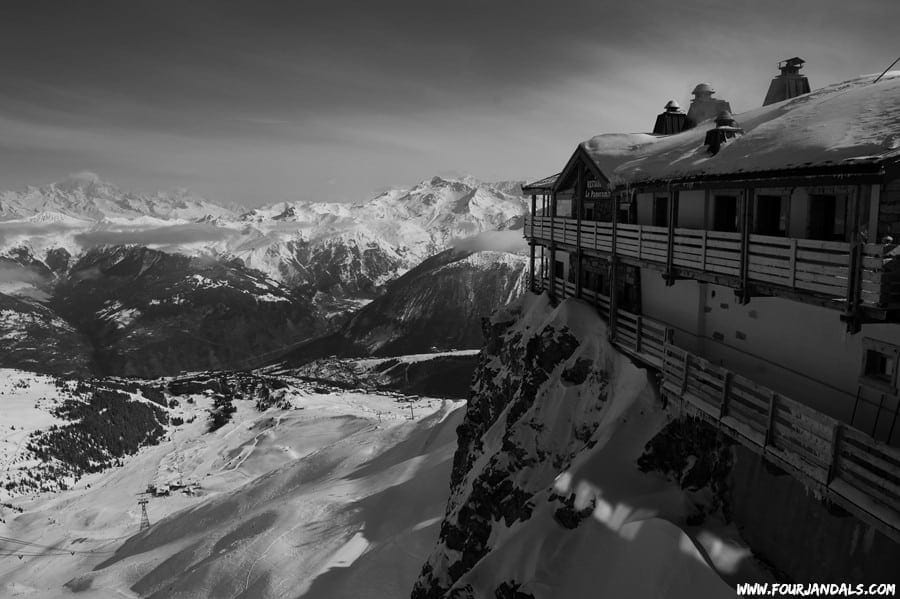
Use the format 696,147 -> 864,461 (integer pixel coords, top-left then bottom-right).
580,71 -> 900,187
522,173 -> 560,192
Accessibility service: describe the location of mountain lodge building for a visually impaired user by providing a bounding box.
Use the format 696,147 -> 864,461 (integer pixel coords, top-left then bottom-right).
522,61 -> 900,540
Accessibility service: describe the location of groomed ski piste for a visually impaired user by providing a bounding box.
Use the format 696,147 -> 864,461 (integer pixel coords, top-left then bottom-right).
0,373 -> 464,598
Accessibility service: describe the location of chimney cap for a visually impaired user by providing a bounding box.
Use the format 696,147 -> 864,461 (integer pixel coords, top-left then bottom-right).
715,110 -> 737,127
779,57 -> 805,68
664,100 -> 682,112
692,83 -> 716,96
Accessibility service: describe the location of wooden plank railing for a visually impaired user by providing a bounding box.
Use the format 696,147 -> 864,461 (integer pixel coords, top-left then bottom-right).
747,234 -> 850,298
860,243 -> 900,309
616,224 -> 669,266
675,228 -> 742,276
525,216 -> 862,303
659,335 -> 900,538
613,307 -> 669,368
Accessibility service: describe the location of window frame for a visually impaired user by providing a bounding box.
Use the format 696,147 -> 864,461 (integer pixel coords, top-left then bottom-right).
860,337 -> 900,392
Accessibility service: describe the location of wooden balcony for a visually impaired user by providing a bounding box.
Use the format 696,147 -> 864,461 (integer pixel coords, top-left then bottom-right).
861,244 -> 900,311
542,278 -> 900,542
526,215 -> 900,314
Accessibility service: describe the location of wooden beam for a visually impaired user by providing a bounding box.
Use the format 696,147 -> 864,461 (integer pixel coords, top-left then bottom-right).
739,188 -> 753,304
576,163 -> 584,299
528,242 -> 536,292
869,184 -> 881,241
608,257 -> 618,341
664,190 -> 677,286
720,371 -> 732,419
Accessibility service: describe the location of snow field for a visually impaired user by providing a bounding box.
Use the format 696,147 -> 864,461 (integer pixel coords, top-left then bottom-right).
0,378 -> 464,598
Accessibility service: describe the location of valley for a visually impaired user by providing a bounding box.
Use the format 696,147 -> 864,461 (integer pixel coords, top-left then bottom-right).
0,364 -> 465,598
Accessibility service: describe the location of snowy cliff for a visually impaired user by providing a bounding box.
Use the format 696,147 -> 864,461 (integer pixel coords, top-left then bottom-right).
411,293 -> 900,598
411,294 -> 739,598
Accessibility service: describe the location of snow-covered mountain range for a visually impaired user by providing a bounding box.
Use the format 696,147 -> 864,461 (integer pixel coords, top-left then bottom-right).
0,173 -> 529,376
0,173 -> 528,304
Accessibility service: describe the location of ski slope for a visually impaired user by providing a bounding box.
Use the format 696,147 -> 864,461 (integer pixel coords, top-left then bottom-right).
0,386 -> 464,598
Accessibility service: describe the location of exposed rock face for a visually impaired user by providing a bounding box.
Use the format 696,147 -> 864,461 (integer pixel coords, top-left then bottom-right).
0,293 -> 94,376
282,249 -> 528,364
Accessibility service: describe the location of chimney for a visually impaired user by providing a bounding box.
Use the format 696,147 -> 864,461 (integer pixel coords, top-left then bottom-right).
652,100 -> 688,135
686,83 -> 732,129
704,110 -> 744,155
763,57 -> 811,106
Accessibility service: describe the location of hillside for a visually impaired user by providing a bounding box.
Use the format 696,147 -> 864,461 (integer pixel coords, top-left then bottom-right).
281,245 -> 528,364
0,367 -> 465,598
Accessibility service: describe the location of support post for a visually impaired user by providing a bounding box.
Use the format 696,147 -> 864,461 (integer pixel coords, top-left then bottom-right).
575,165 -> 584,298
528,242 -> 536,292
530,193 -> 537,237
549,246 -> 556,300
608,257 -> 618,341
635,315 -> 643,355
827,423 -> 843,483
844,184 -> 863,333
719,371 -> 732,419
765,391 -> 778,447
738,188 -> 753,304
664,189 -> 677,286
611,188 -> 619,260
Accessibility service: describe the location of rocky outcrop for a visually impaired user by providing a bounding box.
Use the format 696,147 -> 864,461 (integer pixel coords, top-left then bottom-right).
282,248 -> 528,364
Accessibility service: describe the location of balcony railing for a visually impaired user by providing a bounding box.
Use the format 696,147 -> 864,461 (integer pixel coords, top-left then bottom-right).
527,215 -> 900,311
861,244 -> 900,310
541,278 -> 900,541
661,343 -> 900,540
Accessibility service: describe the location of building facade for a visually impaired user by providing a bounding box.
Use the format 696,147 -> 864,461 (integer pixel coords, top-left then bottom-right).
523,67 -> 900,540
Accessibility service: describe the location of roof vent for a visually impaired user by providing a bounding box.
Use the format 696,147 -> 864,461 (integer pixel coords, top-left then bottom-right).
686,83 -> 732,129
704,110 -> 744,155
763,57 -> 811,106
652,100 -> 688,135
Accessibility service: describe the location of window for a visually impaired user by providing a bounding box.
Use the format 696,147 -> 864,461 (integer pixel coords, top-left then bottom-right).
713,195 -> 739,232
581,268 -> 603,292
755,194 -> 787,236
653,196 -> 669,227
554,260 -> 565,279
861,338 -> 900,390
618,200 -> 635,224
864,350 -> 895,382
808,194 -> 848,241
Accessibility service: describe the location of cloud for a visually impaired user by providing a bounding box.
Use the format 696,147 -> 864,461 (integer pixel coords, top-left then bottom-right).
67,170 -> 101,184
0,222 -> 76,246
451,229 -> 528,254
0,265 -> 48,284
75,223 -> 239,248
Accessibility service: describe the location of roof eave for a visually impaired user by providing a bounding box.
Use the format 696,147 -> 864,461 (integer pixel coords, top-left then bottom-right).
613,161 -> 890,191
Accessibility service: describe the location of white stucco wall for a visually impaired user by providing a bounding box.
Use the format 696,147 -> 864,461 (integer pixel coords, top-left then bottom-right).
641,274 -> 900,424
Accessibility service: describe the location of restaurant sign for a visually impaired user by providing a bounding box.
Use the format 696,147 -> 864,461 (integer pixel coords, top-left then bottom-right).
585,179 -> 610,199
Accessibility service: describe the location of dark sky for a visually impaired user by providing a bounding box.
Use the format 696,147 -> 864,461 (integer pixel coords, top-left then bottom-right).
1,0 -> 897,206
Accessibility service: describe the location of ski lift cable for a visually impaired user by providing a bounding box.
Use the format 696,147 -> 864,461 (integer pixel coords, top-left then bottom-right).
0,535 -> 117,555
